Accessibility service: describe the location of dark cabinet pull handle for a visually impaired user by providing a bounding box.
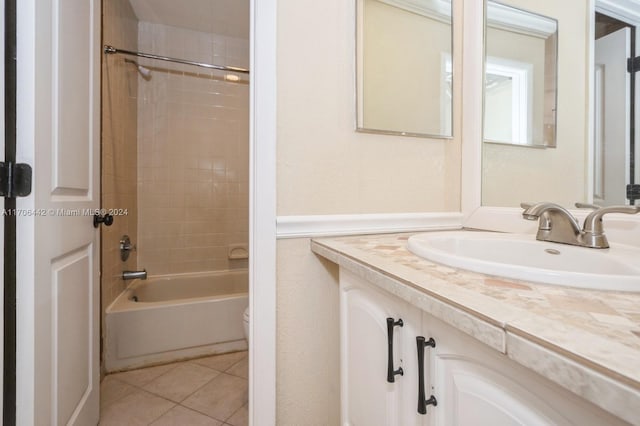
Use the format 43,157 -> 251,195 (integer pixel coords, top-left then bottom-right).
93,213 -> 114,228
386,317 -> 404,383
417,336 -> 437,414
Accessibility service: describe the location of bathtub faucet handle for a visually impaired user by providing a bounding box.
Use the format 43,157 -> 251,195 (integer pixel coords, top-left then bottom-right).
120,235 -> 137,262
123,269 -> 147,281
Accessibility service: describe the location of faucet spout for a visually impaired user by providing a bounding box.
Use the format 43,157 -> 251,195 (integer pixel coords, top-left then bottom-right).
520,202 -> 582,245
123,270 -> 147,281
521,201 -> 640,249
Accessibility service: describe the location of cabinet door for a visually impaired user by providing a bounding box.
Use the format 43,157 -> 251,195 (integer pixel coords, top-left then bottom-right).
340,269 -> 425,426
423,314 -> 626,426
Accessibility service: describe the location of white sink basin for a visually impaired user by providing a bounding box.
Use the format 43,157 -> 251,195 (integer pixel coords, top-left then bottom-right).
407,231 -> 640,291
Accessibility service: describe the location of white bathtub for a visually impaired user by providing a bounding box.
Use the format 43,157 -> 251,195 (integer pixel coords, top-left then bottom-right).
105,270 -> 248,372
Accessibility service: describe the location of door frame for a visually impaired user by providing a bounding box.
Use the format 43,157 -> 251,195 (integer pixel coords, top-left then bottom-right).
1,0 -> 8,422
12,0 -> 278,423
249,0 -> 277,424
15,0 -> 37,423
593,0 -> 640,194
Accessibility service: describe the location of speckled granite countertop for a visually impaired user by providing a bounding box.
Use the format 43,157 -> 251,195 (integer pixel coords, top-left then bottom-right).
311,232 -> 640,424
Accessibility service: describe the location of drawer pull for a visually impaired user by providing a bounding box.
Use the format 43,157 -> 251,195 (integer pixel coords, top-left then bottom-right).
386,317 -> 404,383
417,336 -> 437,414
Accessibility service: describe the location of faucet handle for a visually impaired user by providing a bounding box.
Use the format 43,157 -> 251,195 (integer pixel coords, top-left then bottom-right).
589,205 -> 640,216
581,205 -> 640,248
575,202 -> 601,210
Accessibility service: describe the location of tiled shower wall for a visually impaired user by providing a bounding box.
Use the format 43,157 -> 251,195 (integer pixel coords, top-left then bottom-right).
101,0 -> 138,320
136,22 -> 249,275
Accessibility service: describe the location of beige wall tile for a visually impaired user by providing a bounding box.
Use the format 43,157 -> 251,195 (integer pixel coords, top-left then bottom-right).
137,22 -> 249,274
101,0 -> 139,366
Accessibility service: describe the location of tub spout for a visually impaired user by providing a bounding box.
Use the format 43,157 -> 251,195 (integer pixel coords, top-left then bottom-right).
123,270 -> 147,280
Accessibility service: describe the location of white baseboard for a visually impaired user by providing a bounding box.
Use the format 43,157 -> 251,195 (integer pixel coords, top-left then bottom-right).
276,212 -> 464,239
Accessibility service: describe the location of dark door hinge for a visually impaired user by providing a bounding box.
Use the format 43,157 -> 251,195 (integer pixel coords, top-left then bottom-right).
0,162 -> 32,198
628,56 -> 640,73
627,184 -> 640,201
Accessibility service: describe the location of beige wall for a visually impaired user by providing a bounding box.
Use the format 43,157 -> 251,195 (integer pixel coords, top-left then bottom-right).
276,0 -> 462,216
101,0 -> 139,346
275,0 -> 463,423
136,22 -> 250,274
482,0 -> 589,207
276,239 -> 341,425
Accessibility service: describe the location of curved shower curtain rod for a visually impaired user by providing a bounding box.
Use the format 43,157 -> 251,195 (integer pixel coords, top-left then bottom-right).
103,45 -> 250,75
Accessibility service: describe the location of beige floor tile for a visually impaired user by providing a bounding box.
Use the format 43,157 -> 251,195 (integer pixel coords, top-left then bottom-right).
150,405 -> 222,426
191,351 -> 247,372
99,389 -> 175,426
111,363 -> 180,387
225,357 -> 248,379
182,373 -> 248,421
143,363 -> 221,402
225,403 -> 248,426
100,376 -> 136,411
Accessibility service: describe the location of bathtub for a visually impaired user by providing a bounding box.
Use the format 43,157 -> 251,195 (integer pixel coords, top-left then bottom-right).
105,270 -> 248,372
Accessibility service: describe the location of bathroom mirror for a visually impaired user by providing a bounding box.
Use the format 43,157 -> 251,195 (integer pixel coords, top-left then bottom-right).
483,1 -> 557,147
480,0 -> 639,209
356,0 -> 453,138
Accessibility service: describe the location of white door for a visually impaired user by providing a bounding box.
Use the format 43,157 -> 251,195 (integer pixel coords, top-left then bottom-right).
16,0 -> 100,424
340,269 -> 424,426
594,27 -> 631,206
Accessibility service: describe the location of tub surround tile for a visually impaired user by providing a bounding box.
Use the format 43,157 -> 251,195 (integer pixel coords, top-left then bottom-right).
137,22 -> 249,276
311,232 -> 640,423
192,351 -> 247,372
98,389 -> 175,426
143,363 -> 221,403
150,405 -> 223,426
182,373 -> 248,421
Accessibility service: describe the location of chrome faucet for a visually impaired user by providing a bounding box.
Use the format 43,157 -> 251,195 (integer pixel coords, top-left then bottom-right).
521,202 -> 640,249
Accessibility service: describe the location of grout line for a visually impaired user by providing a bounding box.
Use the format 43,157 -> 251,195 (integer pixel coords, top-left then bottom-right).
145,401 -> 178,426
223,402 -> 248,425
177,402 -> 227,423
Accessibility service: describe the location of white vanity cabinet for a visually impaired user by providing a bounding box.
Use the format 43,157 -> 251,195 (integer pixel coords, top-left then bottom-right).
340,269 -> 428,426
424,315 -> 625,426
340,268 -> 627,426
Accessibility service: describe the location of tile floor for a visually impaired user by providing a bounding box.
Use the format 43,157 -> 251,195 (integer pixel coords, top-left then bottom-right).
100,351 -> 248,426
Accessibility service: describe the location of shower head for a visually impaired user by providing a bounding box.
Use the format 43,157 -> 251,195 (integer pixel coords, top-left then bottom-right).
125,58 -> 152,80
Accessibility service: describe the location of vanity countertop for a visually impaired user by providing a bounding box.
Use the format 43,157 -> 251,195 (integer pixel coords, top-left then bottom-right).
311,232 -> 640,424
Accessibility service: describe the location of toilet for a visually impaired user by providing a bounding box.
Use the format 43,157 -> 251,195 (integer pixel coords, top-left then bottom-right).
243,307 -> 250,342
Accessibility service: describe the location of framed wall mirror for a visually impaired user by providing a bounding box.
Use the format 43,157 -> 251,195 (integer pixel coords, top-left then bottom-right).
483,1 -> 558,148
468,0 -> 640,230
356,0 -> 453,138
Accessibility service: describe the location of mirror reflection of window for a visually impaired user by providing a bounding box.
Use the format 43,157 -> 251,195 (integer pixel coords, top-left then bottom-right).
483,1 -> 557,147
484,58 -> 533,145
